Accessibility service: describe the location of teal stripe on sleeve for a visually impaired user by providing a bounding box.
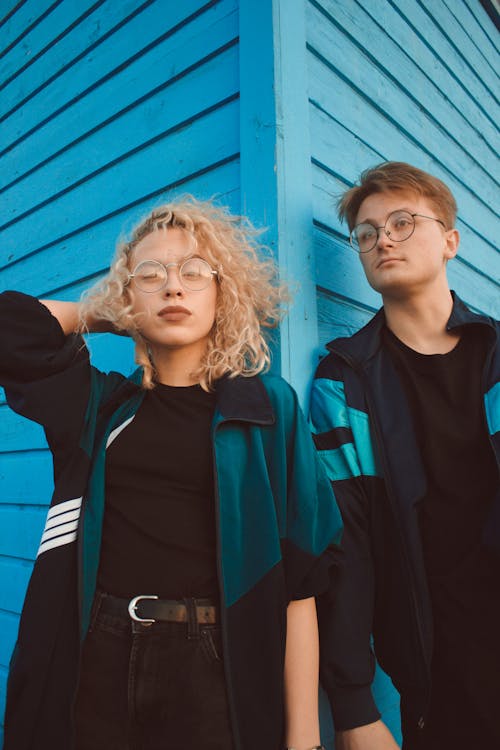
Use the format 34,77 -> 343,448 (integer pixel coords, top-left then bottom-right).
320,443 -> 363,481
310,378 -> 351,432
484,382 -> 500,435
349,408 -> 379,477
312,378 -> 380,479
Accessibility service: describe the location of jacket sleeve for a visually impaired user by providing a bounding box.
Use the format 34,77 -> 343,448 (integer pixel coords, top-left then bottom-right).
310,366 -> 381,731
279,380 -> 343,603
0,291 -> 94,461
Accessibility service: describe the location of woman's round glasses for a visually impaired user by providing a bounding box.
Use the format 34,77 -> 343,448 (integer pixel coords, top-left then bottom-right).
128,258 -> 218,293
350,210 -> 446,254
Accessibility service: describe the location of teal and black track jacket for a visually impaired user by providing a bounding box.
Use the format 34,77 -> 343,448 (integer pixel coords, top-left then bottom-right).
311,292 -> 500,734
0,291 -> 342,750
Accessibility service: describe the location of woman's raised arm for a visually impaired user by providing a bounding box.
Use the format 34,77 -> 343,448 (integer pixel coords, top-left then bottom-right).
40,299 -> 116,336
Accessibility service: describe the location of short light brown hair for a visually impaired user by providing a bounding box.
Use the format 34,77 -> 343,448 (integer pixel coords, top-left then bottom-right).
338,161 -> 457,231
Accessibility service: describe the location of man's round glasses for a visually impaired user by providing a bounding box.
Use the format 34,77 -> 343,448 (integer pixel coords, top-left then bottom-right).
128,258 -> 218,293
349,210 -> 446,254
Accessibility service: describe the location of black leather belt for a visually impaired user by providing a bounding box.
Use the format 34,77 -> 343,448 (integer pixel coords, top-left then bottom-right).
98,593 -> 218,625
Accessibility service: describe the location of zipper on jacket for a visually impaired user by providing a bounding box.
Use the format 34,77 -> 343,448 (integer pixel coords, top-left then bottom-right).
364,386 -> 432,685
211,418 -> 244,750
328,347 -> 432,703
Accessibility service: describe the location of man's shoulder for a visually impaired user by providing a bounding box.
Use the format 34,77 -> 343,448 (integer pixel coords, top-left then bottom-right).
314,309 -> 385,381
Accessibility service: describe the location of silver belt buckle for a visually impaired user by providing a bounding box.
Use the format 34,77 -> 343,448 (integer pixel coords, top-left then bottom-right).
128,594 -> 159,624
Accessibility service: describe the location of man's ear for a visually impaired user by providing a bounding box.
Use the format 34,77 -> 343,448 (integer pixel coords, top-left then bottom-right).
444,228 -> 460,261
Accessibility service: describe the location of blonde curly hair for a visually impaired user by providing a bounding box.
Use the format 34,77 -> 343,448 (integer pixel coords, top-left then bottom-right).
79,197 -> 287,390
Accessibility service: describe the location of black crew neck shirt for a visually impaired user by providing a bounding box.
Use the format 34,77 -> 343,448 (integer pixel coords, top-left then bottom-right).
383,325 -> 500,737
97,382 -> 218,600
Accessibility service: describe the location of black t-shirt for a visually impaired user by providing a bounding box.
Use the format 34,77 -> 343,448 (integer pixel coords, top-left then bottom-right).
97,382 -> 218,599
383,325 -> 500,735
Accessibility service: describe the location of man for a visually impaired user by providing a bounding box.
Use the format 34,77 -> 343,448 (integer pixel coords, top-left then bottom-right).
311,162 -> 499,749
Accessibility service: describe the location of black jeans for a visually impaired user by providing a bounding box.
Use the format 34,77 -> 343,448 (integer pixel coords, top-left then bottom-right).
74,594 -> 234,750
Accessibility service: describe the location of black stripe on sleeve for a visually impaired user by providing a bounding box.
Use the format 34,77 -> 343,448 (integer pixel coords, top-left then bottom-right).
313,427 -> 353,451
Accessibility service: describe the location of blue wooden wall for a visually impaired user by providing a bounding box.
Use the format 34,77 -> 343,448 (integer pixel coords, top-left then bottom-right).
0,0 -> 498,746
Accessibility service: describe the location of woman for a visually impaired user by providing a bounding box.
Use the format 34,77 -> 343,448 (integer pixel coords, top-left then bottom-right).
0,198 -> 341,750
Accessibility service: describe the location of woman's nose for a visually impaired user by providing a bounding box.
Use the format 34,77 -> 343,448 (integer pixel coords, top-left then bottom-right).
163,266 -> 184,295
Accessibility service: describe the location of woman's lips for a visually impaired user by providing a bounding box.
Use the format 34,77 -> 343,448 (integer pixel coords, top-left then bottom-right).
158,305 -> 191,320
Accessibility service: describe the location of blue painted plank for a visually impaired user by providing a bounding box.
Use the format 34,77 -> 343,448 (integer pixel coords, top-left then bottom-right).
0,610 -> 20,668
447,259 -> 500,317
335,0 -> 499,156
393,0 -> 499,107
0,506 -> 46,560
0,99 -> 240,268
0,165 -> 241,297
0,0 -> 232,143
459,0 -> 500,50
413,0 -> 499,82
0,0 -> 102,92
317,289 -> 374,349
0,0 -> 25,26
0,0 -> 238,183
1,43 -> 239,222
306,2 -> 499,209
0,0 -> 58,58
0,0 -> 142,119
0,557 -> 32,614
307,65 -> 499,275
0,451 -> 53,505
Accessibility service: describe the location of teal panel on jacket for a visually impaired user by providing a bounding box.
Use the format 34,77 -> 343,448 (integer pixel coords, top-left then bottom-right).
484,382 -> 500,436
212,375 -> 342,609
283,401 -> 344,552
213,422 -> 282,608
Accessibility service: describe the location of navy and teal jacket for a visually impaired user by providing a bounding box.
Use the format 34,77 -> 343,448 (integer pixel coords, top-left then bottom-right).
0,291 -> 342,750
310,292 -> 500,733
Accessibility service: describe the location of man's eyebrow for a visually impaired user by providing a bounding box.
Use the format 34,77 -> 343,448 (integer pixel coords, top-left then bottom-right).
356,206 -> 415,224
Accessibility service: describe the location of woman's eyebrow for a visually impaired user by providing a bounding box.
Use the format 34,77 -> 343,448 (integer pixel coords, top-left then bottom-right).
140,252 -> 198,263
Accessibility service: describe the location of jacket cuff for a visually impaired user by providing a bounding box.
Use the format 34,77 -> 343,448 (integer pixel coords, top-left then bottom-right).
323,683 -> 381,731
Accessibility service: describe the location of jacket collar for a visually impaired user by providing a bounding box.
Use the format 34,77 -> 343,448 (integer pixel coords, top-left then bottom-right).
118,369 -> 275,426
214,373 -> 275,425
326,291 -> 495,367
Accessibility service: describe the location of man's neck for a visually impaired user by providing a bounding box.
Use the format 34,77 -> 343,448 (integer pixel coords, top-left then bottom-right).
383,286 -> 459,354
